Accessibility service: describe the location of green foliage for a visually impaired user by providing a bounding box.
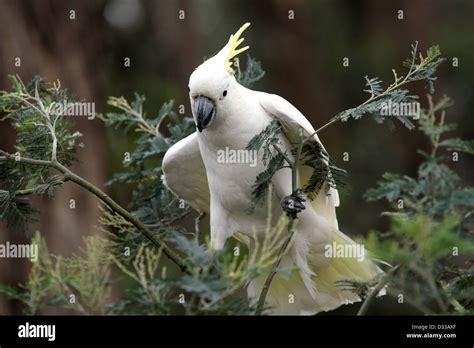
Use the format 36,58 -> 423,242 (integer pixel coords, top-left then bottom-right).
246,120 -> 282,166
365,96 -> 474,219
300,141 -> 346,200
101,95 -> 194,187
106,205 -> 290,315
246,121 -> 347,209
362,215 -> 474,314
336,42 -> 445,130
235,55 -> 265,89
245,120 -> 285,211
1,205 -> 289,315
99,93 -> 195,240
0,232 -> 113,315
1,75 -> 82,165
0,189 -> 37,232
0,75 -> 81,231
360,95 -> 474,314
248,153 -> 285,212
0,174 -> 64,230
438,138 -> 474,155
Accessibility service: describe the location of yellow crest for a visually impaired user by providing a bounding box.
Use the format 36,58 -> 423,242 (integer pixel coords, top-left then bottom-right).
224,22 -> 251,73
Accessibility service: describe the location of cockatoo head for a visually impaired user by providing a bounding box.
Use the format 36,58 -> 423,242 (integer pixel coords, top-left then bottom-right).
189,23 -> 251,132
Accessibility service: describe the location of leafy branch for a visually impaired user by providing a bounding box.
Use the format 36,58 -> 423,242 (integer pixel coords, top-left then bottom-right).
357,96 -> 474,314
0,75 -> 188,272
365,95 -> 474,218
0,149 -> 187,271
303,42 -> 445,142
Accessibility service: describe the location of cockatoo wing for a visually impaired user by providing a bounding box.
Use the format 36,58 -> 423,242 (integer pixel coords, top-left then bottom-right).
162,132 -> 210,214
257,92 -> 340,229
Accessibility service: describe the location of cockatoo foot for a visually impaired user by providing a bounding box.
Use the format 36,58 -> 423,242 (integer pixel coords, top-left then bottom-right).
280,190 -> 306,218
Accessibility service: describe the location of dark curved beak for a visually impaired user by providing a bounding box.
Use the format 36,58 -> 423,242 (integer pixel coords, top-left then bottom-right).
194,96 -> 216,132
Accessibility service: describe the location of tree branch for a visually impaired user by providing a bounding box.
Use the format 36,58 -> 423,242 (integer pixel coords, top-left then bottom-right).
0,149 -> 188,273
302,48 -> 429,145
357,264 -> 399,316
272,144 -> 294,168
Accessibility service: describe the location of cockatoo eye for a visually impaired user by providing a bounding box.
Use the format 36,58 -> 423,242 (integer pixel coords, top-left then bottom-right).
188,86 -> 190,92
222,90 -> 227,97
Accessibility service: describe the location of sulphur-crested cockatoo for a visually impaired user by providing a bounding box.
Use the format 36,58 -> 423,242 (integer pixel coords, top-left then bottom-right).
162,23 -> 382,315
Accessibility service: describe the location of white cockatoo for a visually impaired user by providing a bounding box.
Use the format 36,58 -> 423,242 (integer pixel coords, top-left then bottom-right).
162,23 -> 383,315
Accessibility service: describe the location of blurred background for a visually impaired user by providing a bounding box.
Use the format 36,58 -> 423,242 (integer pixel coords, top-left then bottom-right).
0,0 -> 473,314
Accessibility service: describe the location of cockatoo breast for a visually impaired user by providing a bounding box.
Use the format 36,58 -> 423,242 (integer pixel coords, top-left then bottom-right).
195,84 -> 277,218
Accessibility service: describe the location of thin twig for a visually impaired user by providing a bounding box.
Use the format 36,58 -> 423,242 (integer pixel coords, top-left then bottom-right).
431,110 -> 445,159
272,144 -> 294,168
256,218 -> 296,314
357,264 -> 399,316
15,87 -> 58,161
195,212 -> 206,242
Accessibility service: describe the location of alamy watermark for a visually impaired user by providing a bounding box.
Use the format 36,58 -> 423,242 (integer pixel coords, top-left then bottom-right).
0,241 -> 38,262
217,146 -> 258,167
18,322 -> 55,341
324,241 -> 365,262
53,101 -> 96,120
380,100 -> 420,120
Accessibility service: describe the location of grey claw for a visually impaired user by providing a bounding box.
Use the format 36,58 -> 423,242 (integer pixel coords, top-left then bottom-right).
281,191 -> 306,218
